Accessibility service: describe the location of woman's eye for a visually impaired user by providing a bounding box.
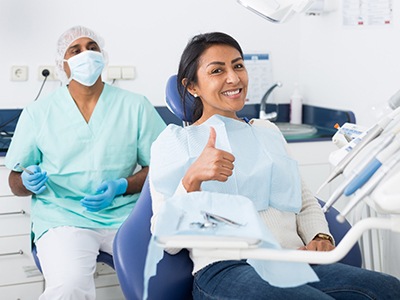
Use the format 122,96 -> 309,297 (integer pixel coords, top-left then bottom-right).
211,68 -> 222,74
235,63 -> 244,69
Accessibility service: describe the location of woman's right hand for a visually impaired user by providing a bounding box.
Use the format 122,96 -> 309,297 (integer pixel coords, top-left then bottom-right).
182,127 -> 235,192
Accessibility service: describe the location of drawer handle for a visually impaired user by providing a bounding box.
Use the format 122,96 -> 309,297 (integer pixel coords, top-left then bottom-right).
0,250 -> 24,256
0,209 -> 26,216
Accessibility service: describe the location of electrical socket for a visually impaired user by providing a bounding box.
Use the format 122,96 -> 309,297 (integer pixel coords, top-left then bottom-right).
11,66 -> 28,81
38,66 -> 57,81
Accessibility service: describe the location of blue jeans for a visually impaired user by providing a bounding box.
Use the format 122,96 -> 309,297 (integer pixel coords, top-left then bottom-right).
193,260 -> 400,299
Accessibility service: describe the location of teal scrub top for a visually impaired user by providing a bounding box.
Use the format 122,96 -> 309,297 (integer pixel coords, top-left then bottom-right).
5,83 -> 166,242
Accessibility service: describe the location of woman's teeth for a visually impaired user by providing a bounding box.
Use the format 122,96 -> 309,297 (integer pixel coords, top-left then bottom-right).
223,89 -> 240,96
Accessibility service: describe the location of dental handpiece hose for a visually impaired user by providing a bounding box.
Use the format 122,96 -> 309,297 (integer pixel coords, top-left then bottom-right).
337,154 -> 400,223
343,135 -> 400,197
321,133 -> 395,213
317,107 -> 400,193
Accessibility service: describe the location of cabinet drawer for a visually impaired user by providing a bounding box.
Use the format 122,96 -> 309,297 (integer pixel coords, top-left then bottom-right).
0,166 -> 12,196
0,196 -> 31,237
0,281 -> 44,300
0,235 -> 43,286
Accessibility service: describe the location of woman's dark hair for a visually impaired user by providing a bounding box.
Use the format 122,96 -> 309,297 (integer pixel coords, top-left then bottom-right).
177,32 -> 243,123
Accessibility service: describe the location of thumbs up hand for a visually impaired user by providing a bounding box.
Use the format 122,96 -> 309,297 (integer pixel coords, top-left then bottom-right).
182,127 -> 235,192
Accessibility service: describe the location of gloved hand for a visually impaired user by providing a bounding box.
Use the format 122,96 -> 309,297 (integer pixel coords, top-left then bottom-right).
21,165 -> 48,194
81,178 -> 128,212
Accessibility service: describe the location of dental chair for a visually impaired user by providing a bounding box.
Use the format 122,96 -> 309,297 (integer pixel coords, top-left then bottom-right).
111,75 -> 362,300
112,177 -> 361,300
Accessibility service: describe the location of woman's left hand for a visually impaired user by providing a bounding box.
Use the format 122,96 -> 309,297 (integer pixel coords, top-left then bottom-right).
298,238 -> 335,251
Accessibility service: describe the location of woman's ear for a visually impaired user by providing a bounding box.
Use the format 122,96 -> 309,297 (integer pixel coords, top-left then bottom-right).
182,78 -> 197,97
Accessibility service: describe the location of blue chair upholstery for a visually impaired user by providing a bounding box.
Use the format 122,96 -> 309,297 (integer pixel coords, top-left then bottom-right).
113,177 -> 193,300
165,74 -> 195,124
31,243 -> 114,273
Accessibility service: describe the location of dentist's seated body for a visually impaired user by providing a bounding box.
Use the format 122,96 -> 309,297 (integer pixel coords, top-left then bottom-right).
149,31 -> 400,300
5,25 -> 165,299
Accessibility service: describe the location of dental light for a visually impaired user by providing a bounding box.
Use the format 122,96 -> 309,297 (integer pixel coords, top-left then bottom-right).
237,0 -> 316,23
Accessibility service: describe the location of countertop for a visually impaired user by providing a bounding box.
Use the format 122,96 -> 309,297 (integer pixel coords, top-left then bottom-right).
156,103 -> 356,143
0,104 -> 356,156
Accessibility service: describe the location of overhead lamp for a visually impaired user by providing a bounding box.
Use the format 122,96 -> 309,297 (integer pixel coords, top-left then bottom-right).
237,0 -> 316,23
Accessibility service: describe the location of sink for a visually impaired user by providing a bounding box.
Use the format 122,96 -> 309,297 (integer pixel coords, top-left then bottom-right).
275,122 -> 318,140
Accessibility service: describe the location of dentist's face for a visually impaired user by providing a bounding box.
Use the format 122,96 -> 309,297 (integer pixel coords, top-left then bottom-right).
63,37 -> 101,78
189,44 -> 248,121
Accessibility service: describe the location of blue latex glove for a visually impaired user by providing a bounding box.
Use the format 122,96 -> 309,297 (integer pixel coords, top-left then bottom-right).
21,165 -> 48,194
81,178 -> 128,212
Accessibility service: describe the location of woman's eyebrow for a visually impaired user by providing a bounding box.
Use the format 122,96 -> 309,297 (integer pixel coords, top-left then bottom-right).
232,57 -> 243,63
206,61 -> 225,68
206,57 -> 243,68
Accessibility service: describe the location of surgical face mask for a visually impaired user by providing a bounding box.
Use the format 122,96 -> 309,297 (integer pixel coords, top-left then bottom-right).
65,50 -> 105,86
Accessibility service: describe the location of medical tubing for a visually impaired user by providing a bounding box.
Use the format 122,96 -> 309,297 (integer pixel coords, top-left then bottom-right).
343,137 -> 400,196
337,155 -> 400,222
321,118 -> 390,189
388,105 -> 400,119
322,134 -> 395,212
343,159 -> 382,196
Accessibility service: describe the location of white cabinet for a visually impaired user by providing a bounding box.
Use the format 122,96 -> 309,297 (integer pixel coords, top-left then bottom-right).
0,159 -> 43,299
287,141 -> 345,211
0,158 -> 124,299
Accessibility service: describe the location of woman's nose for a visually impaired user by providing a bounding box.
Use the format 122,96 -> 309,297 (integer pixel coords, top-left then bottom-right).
226,69 -> 240,84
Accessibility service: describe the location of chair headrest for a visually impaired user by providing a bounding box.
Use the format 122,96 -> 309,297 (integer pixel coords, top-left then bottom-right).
165,75 -> 195,123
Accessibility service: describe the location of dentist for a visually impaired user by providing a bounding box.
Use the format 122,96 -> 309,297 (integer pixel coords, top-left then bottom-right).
5,25 -> 165,299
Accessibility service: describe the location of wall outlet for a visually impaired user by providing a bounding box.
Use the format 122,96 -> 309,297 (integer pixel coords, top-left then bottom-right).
122,66 -> 135,80
107,66 -> 122,80
11,65 -> 28,81
38,66 -> 57,81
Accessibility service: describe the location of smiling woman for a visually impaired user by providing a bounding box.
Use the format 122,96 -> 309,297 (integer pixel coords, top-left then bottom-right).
148,31 -> 400,300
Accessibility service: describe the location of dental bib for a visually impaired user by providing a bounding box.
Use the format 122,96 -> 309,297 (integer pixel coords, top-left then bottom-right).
151,114 -> 302,212
143,115 -> 314,299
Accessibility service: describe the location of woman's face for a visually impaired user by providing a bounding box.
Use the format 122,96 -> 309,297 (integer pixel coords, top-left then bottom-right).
189,44 -> 248,121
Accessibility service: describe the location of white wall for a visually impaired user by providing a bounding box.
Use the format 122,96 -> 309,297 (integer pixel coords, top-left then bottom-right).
2,1 -> 399,127
0,0 -> 300,109
297,1 -> 400,127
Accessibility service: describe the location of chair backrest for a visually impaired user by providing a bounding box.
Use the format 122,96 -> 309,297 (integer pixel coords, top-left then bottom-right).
31,244 -> 114,273
113,177 -> 194,300
165,74 -> 195,124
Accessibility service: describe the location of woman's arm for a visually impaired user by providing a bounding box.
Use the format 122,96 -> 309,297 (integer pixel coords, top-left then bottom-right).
296,180 -> 335,251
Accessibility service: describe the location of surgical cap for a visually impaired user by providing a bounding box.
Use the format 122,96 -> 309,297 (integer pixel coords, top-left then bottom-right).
55,25 -> 107,84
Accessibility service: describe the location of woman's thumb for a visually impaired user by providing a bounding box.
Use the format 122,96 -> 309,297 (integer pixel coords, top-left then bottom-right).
206,127 -> 216,148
